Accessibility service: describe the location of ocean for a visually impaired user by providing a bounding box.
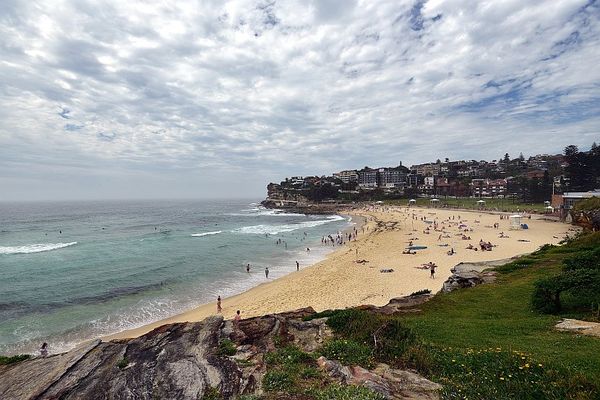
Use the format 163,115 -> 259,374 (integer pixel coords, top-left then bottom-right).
0,199 -> 351,355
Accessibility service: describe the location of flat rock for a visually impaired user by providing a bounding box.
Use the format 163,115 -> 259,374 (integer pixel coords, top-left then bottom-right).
555,319 -> 600,337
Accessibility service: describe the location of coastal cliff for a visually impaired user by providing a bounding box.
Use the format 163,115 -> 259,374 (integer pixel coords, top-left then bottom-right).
0,302 -> 440,400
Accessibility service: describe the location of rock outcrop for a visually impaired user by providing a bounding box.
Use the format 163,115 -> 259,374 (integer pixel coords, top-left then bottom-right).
441,259 -> 512,292
0,305 -> 440,400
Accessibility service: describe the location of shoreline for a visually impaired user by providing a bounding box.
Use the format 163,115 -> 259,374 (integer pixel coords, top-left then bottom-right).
103,213 -> 369,341
104,206 -> 570,341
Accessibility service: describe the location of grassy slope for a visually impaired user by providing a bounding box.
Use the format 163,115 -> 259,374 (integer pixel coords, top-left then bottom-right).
383,197 -> 547,212
400,246 -> 600,379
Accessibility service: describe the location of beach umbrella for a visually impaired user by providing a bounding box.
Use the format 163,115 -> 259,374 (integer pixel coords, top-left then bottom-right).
477,200 -> 486,203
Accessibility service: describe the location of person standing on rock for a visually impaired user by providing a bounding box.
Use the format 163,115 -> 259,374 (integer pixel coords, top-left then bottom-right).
265,267 -> 269,278
234,310 -> 241,329
217,296 -> 222,313
40,342 -> 48,357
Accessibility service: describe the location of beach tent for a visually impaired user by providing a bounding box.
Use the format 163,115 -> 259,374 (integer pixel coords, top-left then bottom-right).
477,200 -> 486,207
545,205 -> 554,213
430,198 -> 440,208
409,199 -> 416,204
509,214 -> 522,230
544,201 -> 551,205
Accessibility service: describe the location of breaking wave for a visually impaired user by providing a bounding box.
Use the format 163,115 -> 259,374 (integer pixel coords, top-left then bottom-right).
0,242 -> 78,255
191,231 -> 222,237
233,215 -> 345,235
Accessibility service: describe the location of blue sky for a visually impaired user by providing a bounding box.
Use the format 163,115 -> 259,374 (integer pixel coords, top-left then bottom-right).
1,0 -> 599,200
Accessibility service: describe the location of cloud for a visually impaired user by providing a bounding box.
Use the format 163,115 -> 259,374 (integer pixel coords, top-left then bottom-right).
0,0 -> 599,200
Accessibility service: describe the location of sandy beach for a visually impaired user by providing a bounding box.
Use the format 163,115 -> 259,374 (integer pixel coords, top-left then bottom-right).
106,206 -> 572,340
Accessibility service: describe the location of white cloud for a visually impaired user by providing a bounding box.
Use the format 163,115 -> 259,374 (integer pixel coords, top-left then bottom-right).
0,0 -> 598,200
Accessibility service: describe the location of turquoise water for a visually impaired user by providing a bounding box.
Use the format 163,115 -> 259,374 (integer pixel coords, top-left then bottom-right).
0,199 -> 350,355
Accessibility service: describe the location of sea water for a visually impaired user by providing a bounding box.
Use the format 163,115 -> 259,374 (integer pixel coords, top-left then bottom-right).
0,199 -> 351,355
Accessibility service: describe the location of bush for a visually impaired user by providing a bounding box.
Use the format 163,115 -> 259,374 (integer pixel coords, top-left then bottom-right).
320,339 -> 373,368
262,370 -> 294,392
217,339 -> 237,356
117,357 -> 129,369
409,289 -> 431,296
0,354 -> 31,365
310,383 -> 386,400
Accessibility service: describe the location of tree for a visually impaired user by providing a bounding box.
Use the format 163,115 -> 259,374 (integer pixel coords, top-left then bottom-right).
564,145 -> 579,157
502,153 -> 510,164
444,157 -> 449,163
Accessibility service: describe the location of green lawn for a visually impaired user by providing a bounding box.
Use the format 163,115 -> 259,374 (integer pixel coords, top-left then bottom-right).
384,197 -> 547,213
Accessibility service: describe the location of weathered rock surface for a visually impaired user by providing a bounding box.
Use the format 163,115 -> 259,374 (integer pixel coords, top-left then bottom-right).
555,318 -> 600,337
317,357 -> 441,400
0,305 -> 440,400
441,259 -> 510,292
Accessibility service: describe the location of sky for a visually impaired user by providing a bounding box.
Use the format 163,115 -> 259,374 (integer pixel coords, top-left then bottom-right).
1,0 -> 599,201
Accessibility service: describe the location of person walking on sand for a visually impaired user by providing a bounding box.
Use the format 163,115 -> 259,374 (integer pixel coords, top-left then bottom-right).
296,260 -> 299,271
217,296 -> 222,313
429,263 -> 437,279
265,267 -> 269,278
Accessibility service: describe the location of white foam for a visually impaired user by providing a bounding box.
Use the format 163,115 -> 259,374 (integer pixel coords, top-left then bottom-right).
0,242 -> 78,255
233,215 -> 345,235
229,208 -> 302,217
191,231 -> 222,237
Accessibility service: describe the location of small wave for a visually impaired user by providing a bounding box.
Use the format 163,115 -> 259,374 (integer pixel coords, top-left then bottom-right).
0,242 -> 78,255
233,215 -> 345,235
191,231 -> 222,237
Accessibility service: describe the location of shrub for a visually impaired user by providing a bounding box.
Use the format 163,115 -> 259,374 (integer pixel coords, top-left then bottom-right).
262,370 -> 294,392
217,339 -> 237,357
409,289 -> 431,296
201,386 -> 221,400
320,339 -> 373,368
117,357 -> 128,369
310,383 -> 386,400
0,354 -> 31,365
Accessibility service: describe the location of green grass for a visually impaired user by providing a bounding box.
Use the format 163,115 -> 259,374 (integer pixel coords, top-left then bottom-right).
384,197 -> 546,212
216,338 -> 237,357
395,234 -> 600,398
0,354 -> 31,365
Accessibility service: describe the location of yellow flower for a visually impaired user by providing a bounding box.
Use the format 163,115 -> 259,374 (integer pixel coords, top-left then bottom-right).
500,377 -> 505,380
525,363 -> 530,368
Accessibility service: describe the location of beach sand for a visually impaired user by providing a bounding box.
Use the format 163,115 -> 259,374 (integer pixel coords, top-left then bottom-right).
106,206 -> 572,340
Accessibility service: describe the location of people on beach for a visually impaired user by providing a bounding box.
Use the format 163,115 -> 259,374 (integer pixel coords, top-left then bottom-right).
265,267 -> 269,278
234,310 -> 241,328
296,260 -> 299,271
40,342 -> 48,357
429,262 -> 437,279
306,247 -> 310,253
217,296 -> 222,313
246,263 -> 250,273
